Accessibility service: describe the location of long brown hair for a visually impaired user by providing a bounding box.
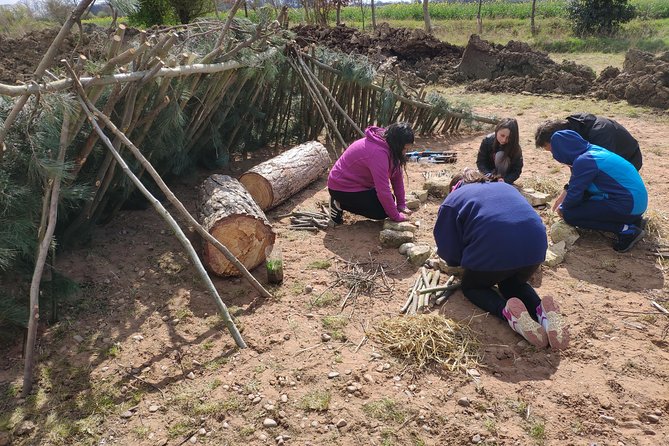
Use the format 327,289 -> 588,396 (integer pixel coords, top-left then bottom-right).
493,117 -> 521,160
448,168 -> 498,192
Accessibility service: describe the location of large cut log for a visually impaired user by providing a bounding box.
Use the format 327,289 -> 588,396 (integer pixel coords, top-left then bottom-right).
239,141 -> 330,210
198,175 -> 275,277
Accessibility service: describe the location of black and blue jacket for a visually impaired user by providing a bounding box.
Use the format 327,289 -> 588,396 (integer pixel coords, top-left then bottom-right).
551,130 -> 647,217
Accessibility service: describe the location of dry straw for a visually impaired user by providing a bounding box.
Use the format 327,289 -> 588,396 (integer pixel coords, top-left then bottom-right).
372,314 -> 481,372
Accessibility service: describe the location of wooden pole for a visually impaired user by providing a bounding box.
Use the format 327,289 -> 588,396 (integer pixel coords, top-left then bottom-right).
66,65 -> 248,348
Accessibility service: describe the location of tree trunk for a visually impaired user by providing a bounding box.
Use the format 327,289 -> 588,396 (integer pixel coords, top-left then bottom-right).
198,175 -> 275,277
371,0 -> 376,29
336,5 -> 341,25
423,0 -> 431,34
477,0 -> 483,34
530,0 -> 537,36
239,141 -> 331,211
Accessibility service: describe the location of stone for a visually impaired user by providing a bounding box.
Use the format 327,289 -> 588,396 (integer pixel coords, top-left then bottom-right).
410,190 -> 429,202
383,220 -> 418,233
599,415 -> 616,424
423,177 -> 452,197
304,285 -> 313,293
120,411 -> 134,419
336,419 -> 347,428
398,242 -> 415,255
327,371 -> 340,379
379,229 -> 415,248
471,433 -> 482,443
363,374 -> 375,384
457,397 -> 470,407
15,421 -> 36,436
407,245 -> 432,267
405,198 -> 421,211
371,352 -> 383,359
544,241 -> 567,267
321,333 -> 332,342
73,334 -> 84,343
186,372 -> 196,379
645,414 -> 660,423
263,418 -> 278,427
520,188 -> 549,206
280,394 -> 288,403
550,220 -> 579,247
149,405 -> 159,413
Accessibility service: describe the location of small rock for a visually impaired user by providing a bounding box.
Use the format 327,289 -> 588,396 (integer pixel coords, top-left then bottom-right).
346,385 -> 357,393
15,421 -> 36,436
600,415 -> 616,424
306,313 -> 315,319
375,364 -> 384,372
407,245 -> 432,267
283,333 -> 291,341
280,394 -> 288,403
120,410 -> 134,419
264,404 -> 275,410
186,372 -> 196,379
189,436 -> 197,444
321,333 -> 332,342
344,369 -> 352,375
149,405 -> 159,413
336,419 -> 347,428
370,352 -> 383,359
258,433 -> 267,441
304,285 -> 313,294
645,414 -> 660,423
310,420 -> 319,428
73,334 -> 84,343
467,368 -> 480,378
457,397 -> 470,407
253,396 -> 262,404
471,434 -> 482,444
132,334 -> 144,341
363,374 -> 375,384
398,242 -> 415,255
328,371 -> 340,379
222,421 -> 229,429
197,428 -> 206,436
263,418 -> 278,427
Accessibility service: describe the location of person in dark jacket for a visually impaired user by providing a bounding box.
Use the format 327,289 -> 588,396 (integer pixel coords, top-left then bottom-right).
433,168 -> 569,350
549,130 -> 648,253
535,113 -> 643,212
476,117 -> 523,184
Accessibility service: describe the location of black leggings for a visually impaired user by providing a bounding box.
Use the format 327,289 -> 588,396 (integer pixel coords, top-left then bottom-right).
460,264 -> 542,321
328,188 -> 389,220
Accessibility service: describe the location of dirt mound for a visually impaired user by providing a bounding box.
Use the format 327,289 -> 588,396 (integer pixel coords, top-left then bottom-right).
457,35 -> 596,95
0,25 -> 108,84
293,23 -> 463,65
592,49 -> 669,109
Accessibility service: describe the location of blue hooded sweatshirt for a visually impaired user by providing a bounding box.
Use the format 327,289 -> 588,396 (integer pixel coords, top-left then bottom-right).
551,130 -> 647,216
433,182 -> 547,271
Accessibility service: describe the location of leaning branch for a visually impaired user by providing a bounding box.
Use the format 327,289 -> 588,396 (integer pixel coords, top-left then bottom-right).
65,63 -> 248,348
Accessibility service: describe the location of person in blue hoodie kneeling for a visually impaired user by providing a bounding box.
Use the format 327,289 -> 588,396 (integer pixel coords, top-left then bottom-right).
548,130 -> 648,253
433,168 -> 569,350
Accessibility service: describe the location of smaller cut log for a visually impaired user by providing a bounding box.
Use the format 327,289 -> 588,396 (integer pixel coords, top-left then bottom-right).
239,141 -> 330,211
198,175 -> 275,277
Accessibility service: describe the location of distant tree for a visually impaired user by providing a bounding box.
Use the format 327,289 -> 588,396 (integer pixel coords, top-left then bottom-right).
567,0 -> 635,36
130,0 -> 173,25
530,0 -> 537,36
476,0 -> 482,34
422,0 -> 431,33
333,0 -> 348,25
370,0 -> 375,29
169,0 -> 213,23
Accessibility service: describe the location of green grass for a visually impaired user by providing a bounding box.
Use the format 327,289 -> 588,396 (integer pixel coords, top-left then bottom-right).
322,315 -> 348,340
308,291 -> 338,308
362,398 -> 408,424
307,259 -> 332,269
298,390 -> 331,411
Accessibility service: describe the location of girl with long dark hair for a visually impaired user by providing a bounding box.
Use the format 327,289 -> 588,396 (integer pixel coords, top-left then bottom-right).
476,117 -> 523,184
328,122 -> 415,224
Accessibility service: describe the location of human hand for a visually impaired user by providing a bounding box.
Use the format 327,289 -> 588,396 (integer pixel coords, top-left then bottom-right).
497,178 -> 505,182
398,212 -> 409,222
552,190 -> 567,212
398,206 -> 413,216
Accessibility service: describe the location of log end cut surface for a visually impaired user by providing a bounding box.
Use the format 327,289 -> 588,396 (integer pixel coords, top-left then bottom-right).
204,214 -> 275,277
239,173 -> 273,210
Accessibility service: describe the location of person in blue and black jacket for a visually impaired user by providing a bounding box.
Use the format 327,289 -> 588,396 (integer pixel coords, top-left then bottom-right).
549,130 -> 648,253
433,168 -> 569,350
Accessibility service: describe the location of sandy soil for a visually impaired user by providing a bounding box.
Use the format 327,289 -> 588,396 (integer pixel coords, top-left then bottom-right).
1,102 -> 668,446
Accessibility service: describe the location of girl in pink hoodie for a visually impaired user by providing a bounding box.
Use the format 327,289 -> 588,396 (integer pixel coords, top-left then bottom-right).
327,123 -> 415,224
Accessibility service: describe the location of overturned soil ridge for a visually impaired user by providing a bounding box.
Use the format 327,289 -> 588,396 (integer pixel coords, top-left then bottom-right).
295,24 -> 669,110
0,25 -> 108,84
593,49 -> 669,109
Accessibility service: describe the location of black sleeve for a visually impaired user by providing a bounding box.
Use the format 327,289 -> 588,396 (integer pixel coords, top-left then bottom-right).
504,153 -> 523,184
476,135 -> 494,175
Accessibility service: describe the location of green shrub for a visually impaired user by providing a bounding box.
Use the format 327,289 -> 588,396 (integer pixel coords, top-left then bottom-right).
568,0 -> 636,36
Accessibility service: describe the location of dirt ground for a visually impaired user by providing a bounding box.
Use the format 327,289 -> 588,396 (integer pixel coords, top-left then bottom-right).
1,96 -> 668,446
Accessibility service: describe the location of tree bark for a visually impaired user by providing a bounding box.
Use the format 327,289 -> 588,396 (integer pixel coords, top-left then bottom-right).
477,0 -> 483,34
530,0 -> 537,36
239,141 -> 331,211
423,0 -> 432,34
199,175 -> 276,277
371,0 -> 376,29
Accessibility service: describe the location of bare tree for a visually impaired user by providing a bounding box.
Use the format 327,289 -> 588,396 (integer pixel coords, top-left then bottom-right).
477,0 -> 483,34
422,0 -> 431,33
371,0 -> 376,29
530,0 -> 538,36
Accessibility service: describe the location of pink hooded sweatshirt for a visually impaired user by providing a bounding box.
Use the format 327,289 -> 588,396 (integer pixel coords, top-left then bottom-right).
327,126 -> 406,221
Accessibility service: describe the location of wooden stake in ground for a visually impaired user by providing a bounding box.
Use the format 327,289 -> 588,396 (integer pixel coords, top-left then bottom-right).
239,141 -> 330,211
199,175 -> 276,276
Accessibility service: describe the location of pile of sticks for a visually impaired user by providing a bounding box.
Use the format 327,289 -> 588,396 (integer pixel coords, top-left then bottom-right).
400,267 -> 460,315
277,209 -> 330,231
